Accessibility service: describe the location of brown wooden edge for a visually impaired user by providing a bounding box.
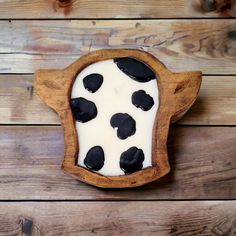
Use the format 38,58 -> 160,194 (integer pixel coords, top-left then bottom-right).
35,49 -> 202,188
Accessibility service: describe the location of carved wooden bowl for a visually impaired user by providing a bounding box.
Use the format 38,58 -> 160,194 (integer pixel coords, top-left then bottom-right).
35,49 -> 202,188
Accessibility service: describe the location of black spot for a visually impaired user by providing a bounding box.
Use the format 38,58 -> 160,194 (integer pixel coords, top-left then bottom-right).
70,97 -> 97,123
114,57 -> 155,83
132,90 -> 154,111
120,147 -> 144,174
83,73 -> 103,93
84,146 -> 105,171
110,113 -> 136,140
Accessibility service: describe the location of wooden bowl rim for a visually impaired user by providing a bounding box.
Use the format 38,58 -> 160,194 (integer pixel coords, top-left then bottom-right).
35,49 -> 202,188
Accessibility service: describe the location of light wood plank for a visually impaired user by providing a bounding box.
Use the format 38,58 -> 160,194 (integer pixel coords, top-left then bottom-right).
0,0 -> 234,19
0,126 -> 235,200
0,75 -> 59,124
0,20 -> 236,74
179,75 -> 236,125
0,201 -> 235,235
1,75 -> 235,125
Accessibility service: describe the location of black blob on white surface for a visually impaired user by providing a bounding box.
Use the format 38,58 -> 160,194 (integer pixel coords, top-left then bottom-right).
83,73 -> 103,93
70,97 -> 97,123
114,57 -> 156,82
84,146 -> 105,171
110,113 -> 136,140
132,90 -> 154,111
120,147 -> 144,174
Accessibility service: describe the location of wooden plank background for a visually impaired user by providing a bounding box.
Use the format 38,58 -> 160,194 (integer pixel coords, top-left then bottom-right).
0,201 -> 235,235
0,20 -> 236,74
0,0 -> 235,235
0,126 -> 235,200
1,75 -> 236,125
0,0 -> 235,18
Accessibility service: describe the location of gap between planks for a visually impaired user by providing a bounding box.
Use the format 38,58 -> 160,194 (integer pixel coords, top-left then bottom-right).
0,18 -> 235,20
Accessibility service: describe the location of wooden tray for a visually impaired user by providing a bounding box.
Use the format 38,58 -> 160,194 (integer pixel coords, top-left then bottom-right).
35,49 -> 202,188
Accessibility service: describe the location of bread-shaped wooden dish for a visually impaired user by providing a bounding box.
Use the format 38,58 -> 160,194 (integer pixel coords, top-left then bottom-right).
35,49 -> 202,188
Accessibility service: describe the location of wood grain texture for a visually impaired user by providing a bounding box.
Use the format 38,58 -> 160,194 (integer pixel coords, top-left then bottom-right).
0,201 -> 235,235
0,0 -> 235,19
35,48 -> 201,188
0,75 -> 59,125
0,0 -> 234,233
0,20 -> 236,74
1,75 -> 235,125
0,126 -> 235,200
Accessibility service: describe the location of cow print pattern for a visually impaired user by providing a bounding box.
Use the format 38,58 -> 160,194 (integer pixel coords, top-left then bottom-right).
132,90 -> 154,111
70,97 -> 97,123
114,57 -> 156,83
84,146 -> 105,171
120,147 -> 145,174
83,73 -> 103,93
72,58 -> 157,174
110,113 -> 136,140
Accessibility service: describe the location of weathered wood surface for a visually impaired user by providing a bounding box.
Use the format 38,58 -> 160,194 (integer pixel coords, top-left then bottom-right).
0,1 -> 234,235
1,75 -> 235,125
0,0 -> 235,19
0,75 -> 59,125
0,126 -> 235,200
0,201 -> 235,235
0,20 -> 236,74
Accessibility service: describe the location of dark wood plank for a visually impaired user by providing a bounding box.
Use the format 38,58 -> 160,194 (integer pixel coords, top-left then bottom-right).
0,0 -> 234,19
0,201 -> 235,235
0,126 -> 235,200
0,20 -> 236,74
1,75 -> 235,125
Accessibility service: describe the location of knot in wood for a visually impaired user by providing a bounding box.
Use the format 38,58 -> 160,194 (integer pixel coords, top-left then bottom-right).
201,0 -> 217,12
57,0 -> 72,8
227,31 -> 236,40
